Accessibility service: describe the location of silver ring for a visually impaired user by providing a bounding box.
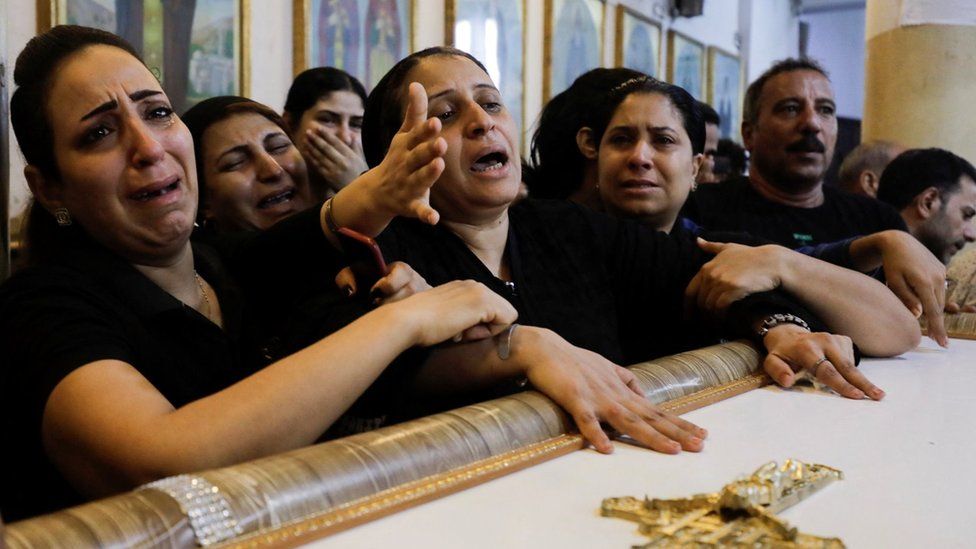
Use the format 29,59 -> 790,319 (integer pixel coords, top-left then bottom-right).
810,356 -> 829,377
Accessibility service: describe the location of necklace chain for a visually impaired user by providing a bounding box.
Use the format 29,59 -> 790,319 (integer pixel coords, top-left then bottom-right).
193,271 -> 212,318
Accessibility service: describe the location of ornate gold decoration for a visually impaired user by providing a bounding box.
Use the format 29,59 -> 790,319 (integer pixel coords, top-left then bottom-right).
601,459 -> 845,547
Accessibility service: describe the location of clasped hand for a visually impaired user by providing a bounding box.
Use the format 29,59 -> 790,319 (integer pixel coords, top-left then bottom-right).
685,238 -> 785,317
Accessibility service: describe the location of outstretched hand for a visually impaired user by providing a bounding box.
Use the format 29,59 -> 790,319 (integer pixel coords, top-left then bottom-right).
370,82 -> 446,225
512,327 -> 707,455
878,232 -> 948,347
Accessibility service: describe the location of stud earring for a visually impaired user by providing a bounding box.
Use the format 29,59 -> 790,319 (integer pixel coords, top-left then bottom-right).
54,207 -> 72,226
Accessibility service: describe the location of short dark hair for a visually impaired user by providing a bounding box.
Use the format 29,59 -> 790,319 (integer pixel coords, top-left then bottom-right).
361,46 -> 488,168
182,96 -> 292,222
283,67 -> 367,127
529,69 -> 704,199
837,140 -> 901,192
877,148 -> 976,210
743,58 -> 830,125
10,25 -> 143,264
698,101 -> 720,126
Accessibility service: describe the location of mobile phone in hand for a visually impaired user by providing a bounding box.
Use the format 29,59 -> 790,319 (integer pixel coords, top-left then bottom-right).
336,227 -> 389,291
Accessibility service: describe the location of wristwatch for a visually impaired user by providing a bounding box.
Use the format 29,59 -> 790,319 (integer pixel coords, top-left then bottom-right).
756,313 -> 810,339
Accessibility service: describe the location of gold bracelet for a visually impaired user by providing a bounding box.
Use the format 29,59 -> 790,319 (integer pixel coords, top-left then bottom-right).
324,197 -> 341,233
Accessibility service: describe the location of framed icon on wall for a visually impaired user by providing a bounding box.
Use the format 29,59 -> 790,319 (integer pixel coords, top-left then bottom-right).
294,0 -> 413,91
544,0 -> 605,101
615,5 -> 661,78
445,0 -> 525,131
707,46 -> 742,141
39,0 -> 250,114
667,29 -> 704,100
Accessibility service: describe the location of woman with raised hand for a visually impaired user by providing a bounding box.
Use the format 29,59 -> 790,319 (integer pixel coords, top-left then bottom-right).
0,26 -> 516,521
309,47 -> 921,434
283,67 -> 369,198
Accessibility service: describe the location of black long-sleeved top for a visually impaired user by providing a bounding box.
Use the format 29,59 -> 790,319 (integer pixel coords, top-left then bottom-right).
255,199 -> 815,366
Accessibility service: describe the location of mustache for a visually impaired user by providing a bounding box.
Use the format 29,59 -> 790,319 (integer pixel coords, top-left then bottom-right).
785,135 -> 826,153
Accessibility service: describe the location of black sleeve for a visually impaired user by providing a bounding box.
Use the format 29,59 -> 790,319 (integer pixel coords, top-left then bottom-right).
582,208 -> 827,359
0,279 -> 135,423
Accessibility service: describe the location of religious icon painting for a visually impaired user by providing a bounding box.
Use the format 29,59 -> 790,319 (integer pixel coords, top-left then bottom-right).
614,5 -> 661,79
544,0 -> 606,101
666,30 -> 704,100
446,0 -> 525,131
295,0 -> 413,91
707,46 -> 742,141
38,0 -> 249,114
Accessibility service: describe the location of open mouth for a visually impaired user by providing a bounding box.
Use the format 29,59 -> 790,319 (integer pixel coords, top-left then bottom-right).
257,188 -> 296,209
471,151 -> 509,173
130,180 -> 179,201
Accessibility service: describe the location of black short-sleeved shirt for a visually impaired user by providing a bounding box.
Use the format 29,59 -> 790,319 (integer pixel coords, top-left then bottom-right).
683,175 -> 908,248
0,242 -> 251,521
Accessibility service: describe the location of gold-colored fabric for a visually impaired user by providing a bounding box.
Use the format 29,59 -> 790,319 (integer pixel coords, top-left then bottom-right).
5,341 -> 761,548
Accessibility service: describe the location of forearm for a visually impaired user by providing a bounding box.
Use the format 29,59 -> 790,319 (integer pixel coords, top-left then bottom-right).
318,169 -> 397,246
54,306 -> 419,495
411,328 -> 529,396
847,230 -> 900,272
779,248 -> 920,355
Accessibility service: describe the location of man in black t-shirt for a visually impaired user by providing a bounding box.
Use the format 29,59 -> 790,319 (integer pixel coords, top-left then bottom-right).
686,58 -> 906,248
684,58 -> 951,346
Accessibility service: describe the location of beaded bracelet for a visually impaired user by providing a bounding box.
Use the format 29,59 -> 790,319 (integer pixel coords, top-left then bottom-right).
756,313 -> 810,339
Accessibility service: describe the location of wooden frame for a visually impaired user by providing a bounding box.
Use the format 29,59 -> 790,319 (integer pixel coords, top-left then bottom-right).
666,29 -> 705,100
37,0 -> 250,110
543,0 -> 605,102
293,0 -> 414,90
706,46 -> 743,142
444,0 -> 527,134
614,4 -> 661,78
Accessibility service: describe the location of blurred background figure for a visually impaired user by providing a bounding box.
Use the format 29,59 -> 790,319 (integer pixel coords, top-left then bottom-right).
838,140 -> 904,197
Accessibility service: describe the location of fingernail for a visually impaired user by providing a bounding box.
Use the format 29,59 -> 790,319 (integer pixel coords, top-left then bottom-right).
852,390 -> 865,399
342,285 -> 354,297
451,333 -> 463,343
668,442 -> 681,453
872,388 -> 886,399
698,428 -> 708,437
689,437 -> 702,446
778,374 -> 792,386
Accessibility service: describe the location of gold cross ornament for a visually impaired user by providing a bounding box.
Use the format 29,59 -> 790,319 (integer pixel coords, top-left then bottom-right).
601,459 -> 845,547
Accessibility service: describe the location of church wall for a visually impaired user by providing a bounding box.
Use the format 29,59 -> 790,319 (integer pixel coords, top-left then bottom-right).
4,0 -> 800,241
